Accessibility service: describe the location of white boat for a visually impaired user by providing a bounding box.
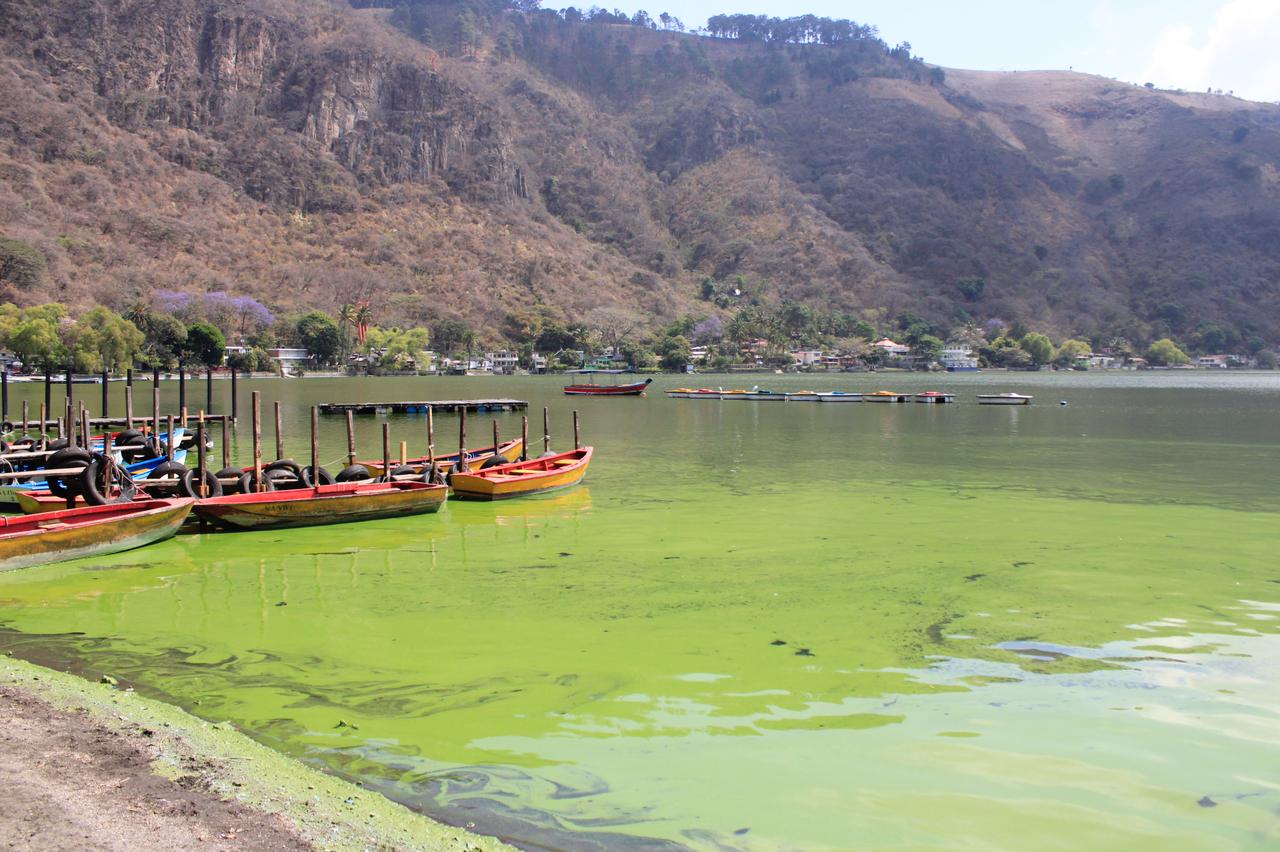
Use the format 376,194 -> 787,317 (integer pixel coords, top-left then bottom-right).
688,389 -> 722,400
719,389 -> 752,400
784,391 -> 821,402
816,392 -> 862,403
914,392 -> 955,404
864,391 -> 910,403
977,393 -> 1033,405
665,388 -> 694,399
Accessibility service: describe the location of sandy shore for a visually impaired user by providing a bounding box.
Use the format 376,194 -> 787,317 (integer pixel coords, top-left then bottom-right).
0,656 -> 508,851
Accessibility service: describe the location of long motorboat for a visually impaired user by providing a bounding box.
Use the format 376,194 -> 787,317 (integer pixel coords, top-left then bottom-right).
977,393 -> 1033,405
449,447 -> 592,500
191,480 -> 448,530
784,391 -> 820,402
0,499 -> 193,571
665,388 -> 695,398
864,391 -> 910,403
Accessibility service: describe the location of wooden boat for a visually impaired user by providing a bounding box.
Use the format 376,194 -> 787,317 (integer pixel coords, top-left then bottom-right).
191,480 -> 447,530
914,391 -> 956,404
784,391 -> 820,402
665,388 -> 695,398
358,439 -> 523,476
816,392 -> 862,403
449,447 -> 592,500
562,371 -> 652,396
0,451 -> 186,508
689,389 -> 722,400
977,393 -> 1033,405
0,499 -> 193,571
864,391 -> 910,403
720,389 -> 751,399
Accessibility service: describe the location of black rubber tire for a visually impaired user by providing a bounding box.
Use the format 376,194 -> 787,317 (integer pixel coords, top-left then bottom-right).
46,437 -> 69,451
300,465 -> 336,487
424,463 -> 444,485
179,468 -> 223,499
387,465 -> 416,479
480,454 -> 508,470
144,436 -> 168,458
264,467 -> 302,490
236,471 -> 275,494
46,447 -> 92,499
0,420 -> 13,434
149,461 -> 189,480
335,464 -> 371,483
265,459 -> 303,479
116,429 -> 143,444
80,456 -> 138,506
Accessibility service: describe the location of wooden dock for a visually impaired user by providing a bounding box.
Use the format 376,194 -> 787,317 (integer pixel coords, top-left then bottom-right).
318,399 -> 528,416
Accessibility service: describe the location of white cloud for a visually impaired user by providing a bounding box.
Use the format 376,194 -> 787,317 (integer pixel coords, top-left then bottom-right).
1140,0 -> 1280,101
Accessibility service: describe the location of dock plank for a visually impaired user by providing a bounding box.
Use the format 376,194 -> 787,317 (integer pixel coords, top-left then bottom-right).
318,399 -> 527,415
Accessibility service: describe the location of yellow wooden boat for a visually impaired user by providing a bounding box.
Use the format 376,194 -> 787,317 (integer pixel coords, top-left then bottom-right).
358,438 -> 523,475
0,499 -> 193,571
449,447 -> 593,500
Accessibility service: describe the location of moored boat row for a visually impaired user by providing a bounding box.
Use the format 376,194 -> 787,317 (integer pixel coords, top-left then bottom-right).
666,389 -> 1016,404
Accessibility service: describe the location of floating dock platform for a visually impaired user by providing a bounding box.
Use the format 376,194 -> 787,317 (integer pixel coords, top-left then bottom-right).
319,399 -> 528,416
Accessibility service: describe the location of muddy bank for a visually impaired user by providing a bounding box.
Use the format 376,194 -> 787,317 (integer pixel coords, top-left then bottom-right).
0,656 -> 508,851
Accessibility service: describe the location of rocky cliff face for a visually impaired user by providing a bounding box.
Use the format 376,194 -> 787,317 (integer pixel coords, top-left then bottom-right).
1,0 -> 1279,346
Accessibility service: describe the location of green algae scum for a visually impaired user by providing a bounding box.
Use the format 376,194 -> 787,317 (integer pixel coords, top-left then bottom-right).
2,372 -> 1278,848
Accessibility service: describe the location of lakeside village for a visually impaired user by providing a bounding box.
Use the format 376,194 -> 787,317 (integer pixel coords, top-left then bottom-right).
0,296 -> 1274,380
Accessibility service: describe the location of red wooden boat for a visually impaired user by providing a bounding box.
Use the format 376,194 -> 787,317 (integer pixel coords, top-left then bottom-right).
0,499 -> 194,571
563,376 -> 652,396
191,480 -> 447,530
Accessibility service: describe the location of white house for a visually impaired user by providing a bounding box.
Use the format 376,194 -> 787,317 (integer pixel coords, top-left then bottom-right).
487,351 -> 519,374
266,348 -> 310,370
940,347 -> 978,370
790,349 -> 823,366
872,338 -> 910,358
1089,353 -> 1119,369
1197,354 -> 1231,369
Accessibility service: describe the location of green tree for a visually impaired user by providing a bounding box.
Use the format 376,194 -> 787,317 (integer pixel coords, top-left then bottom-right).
1053,338 -> 1091,368
912,334 -> 944,363
8,304 -> 68,370
1020,332 -> 1054,366
0,237 -> 47,290
66,307 -> 144,372
184,321 -> 226,368
657,335 -> 692,372
296,311 -> 341,365
137,312 -> 188,368
1147,338 -> 1190,366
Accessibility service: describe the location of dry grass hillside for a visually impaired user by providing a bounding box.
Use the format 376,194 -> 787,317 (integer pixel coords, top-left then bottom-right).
1,0 -> 1278,348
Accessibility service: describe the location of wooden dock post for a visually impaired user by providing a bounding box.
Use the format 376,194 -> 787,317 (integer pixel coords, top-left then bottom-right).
458,407 -> 467,472
573,410 -> 580,450
221,417 -> 230,470
151,386 -> 160,437
196,411 -> 208,499
64,399 -> 72,444
178,368 -> 186,418
310,406 -> 320,493
125,386 -> 134,430
399,440 -> 407,466
382,422 -> 391,482
252,391 -> 263,493
1,368 -> 8,423
64,367 -> 72,401
230,368 -> 238,424
345,410 -> 356,468
521,415 -> 529,461
542,406 -> 550,455
101,369 -> 109,418
181,405 -> 188,429
43,369 -> 51,422
166,415 -> 175,462
274,401 -> 284,461
206,368 -> 213,415
426,405 -> 435,467
126,368 -> 132,389
21,400 -> 28,436
492,420 -> 500,461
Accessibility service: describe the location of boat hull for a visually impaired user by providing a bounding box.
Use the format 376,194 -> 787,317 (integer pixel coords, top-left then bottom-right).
0,499 -> 193,571
977,395 -> 1032,405
915,393 -> 956,404
450,448 -> 592,501
563,379 -> 652,396
817,393 -> 862,402
864,393 -> 910,403
192,481 -> 447,530
785,393 -> 820,402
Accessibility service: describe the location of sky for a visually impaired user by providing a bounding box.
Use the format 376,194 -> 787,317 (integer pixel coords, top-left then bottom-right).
574,0 -> 1280,102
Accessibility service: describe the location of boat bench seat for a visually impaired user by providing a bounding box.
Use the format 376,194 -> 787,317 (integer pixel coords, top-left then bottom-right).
551,460 -> 577,467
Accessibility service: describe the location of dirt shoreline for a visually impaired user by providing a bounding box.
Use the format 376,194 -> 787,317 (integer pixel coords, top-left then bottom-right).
0,656 -> 509,851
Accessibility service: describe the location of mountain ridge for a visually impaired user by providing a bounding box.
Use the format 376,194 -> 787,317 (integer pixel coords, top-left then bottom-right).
1,0 -> 1278,351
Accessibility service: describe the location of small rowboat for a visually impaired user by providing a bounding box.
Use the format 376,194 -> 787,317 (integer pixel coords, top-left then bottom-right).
191,480 -> 447,530
977,393 -> 1033,405
817,392 -> 862,403
864,391 -> 910,403
0,451 -> 187,508
784,391 -> 820,402
358,439 -> 523,476
915,392 -> 956,404
563,377 -> 652,396
0,499 -> 193,571
449,448 -> 593,500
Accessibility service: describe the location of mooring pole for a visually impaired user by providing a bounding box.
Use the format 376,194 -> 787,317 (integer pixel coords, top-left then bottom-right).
178,367 -> 186,420
573,410 -> 580,450
492,420 -> 500,461
126,368 -> 133,389
166,415 -> 175,462
252,391 -> 263,493
1,368 -> 8,423
221,416 -> 230,470
542,406 -> 550,455
382,422 -> 391,482
345,410 -> 356,468
273,401 -> 284,461
206,368 -> 213,415
458,407 -> 467,472
100,369 -> 109,418
521,415 -> 529,462
125,386 -> 134,430
230,367 -> 238,424
426,405 -> 435,467
197,411 -> 208,499
310,406 -> 319,492
64,366 -> 72,401
151,386 -> 160,437
43,368 -> 52,419
21,400 -> 29,436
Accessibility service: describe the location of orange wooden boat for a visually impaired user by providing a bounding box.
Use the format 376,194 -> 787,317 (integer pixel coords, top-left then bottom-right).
191,480 -> 447,530
357,439 -> 524,476
449,448 -> 592,500
0,499 -> 193,571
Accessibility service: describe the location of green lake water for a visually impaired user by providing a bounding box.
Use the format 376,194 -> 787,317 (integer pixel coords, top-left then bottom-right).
1,372 -> 1278,849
